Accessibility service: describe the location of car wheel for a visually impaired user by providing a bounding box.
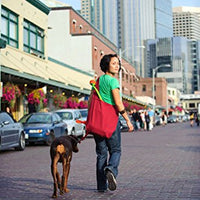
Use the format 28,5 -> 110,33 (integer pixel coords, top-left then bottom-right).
82,126 -> 86,137
71,128 -> 75,135
46,132 -> 55,146
15,133 -> 25,151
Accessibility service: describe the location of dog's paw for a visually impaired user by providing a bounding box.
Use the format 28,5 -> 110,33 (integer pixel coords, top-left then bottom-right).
64,188 -> 70,193
60,190 -> 64,195
51,193 -> 57,198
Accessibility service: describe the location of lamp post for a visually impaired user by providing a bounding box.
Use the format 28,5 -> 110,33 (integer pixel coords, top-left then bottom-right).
152,64 -> 171,112
119,47 -> 132,99
119,46 -> 145,98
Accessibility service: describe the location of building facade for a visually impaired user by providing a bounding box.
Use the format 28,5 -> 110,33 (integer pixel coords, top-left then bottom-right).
180,93 -> 200,113
0,0 -> 93,119
157,37 -> 193,94
47,6 -> 139,97
80,0 -> 173,78
132,77 -> 168,108
173,7 -> 200,93
173,7 -> 200,40
146,36 -> 194,94
155,0 -> 173,38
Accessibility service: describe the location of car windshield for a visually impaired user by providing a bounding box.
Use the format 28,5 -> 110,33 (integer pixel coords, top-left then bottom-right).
80,110 -> 88,118
26,114 -> 52,124
57,112 -> 73,120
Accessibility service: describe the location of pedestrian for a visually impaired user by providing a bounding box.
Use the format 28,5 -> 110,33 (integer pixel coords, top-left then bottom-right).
6,106 -> 15,121
140,111 -> 146,130
131,108 -> 140,131
88,54 -> 133,192
144,110 -> 150,131
195,113 -> 199,126
148,107 -> 154,130
161,111 -> 167,126
189,111 -> 195,127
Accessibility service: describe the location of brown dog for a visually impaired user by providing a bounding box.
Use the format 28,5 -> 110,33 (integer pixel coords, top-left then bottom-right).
50,135 -> 79,198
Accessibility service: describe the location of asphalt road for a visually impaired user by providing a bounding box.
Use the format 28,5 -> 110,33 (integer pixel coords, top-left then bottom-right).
0,122 -> 200,200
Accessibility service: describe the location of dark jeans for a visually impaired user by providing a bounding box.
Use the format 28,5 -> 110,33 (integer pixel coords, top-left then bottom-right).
93,120 -> 121,191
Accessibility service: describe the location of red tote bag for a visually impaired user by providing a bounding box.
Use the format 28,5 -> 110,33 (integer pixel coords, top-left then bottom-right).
86,78 -> 119,138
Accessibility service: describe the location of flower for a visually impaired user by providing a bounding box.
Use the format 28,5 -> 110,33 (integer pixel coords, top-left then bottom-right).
78,100 -> 88,108
27,88 -> 47,110
90,80 -> 96,86
2,83 -> 21,108
53,93 -> 67,108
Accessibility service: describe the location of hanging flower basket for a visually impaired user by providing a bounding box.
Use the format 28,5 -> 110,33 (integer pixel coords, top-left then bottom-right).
64,97 -> 79,109
27,88 -> 47,111
78,100 -> 88,109
2,82 -> 21,109
53,93 -> 67,108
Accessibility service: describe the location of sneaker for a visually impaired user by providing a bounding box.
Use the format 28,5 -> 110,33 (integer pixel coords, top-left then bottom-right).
106,170 -> 117,191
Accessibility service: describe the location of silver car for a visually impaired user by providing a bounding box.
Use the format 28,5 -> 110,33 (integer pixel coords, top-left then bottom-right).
55,109 -> 85,137
79,109 -> 88,121
0,112 -> 26,151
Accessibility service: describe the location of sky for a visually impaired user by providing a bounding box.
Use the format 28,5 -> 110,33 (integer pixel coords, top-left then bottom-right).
57,0 -> 200,10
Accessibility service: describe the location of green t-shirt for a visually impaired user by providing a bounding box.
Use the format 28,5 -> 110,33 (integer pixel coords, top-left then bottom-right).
99,75 -> 120,105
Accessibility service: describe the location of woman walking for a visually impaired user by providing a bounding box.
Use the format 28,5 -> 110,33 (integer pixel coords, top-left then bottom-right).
88,54 -> 133,192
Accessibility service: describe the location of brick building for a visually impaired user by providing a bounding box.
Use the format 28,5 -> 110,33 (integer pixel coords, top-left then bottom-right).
133,77 -> 168,108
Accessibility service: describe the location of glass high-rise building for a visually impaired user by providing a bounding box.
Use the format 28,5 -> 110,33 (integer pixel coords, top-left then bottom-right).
81,0 -> 173,77
173,7 -> 200,40
155,0 -> 173,38
147,37 -> 193,94
173,7 -> 200,92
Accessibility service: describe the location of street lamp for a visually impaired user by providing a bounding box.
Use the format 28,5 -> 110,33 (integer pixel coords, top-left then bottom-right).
152,64 -> 171,112
119,47 -> 132,98
119,46 -> 145,98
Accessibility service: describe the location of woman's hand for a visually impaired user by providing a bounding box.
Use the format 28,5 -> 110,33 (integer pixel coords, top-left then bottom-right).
127,120 -> 134,132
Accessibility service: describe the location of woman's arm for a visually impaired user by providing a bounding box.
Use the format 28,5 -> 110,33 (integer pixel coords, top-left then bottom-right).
112,88 -> 134,131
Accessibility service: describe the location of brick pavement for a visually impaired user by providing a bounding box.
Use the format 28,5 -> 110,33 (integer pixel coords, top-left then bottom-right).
0,122 -> 200,200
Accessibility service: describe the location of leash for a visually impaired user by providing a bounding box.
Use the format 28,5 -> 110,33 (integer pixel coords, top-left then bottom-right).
75,119 -> 90,143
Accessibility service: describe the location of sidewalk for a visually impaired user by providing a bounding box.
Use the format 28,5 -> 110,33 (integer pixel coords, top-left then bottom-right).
67,122 -> 200,200
0,122 -> 199,200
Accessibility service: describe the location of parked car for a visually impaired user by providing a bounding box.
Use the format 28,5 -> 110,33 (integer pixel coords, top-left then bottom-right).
167,115 -> 178,123
154,115 -> 161,126
79,109 -> 88,121
19,112 -> 68,145
55,109 -> 85,137
0,111 -> 26,151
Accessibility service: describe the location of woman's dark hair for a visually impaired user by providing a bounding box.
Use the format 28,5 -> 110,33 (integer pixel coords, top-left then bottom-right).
100,54 -> 121,73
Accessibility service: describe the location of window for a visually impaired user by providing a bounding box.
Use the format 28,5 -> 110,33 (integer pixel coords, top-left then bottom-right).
122,71 -> 125,81
0,112 -> 14,124
126,74 -> 128,83
1,6 -> 18,48
142,85 -> 146,92
23,20 -> 44,57
189,103 -> 195,108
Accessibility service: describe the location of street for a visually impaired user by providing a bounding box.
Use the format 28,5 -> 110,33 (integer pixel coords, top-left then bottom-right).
0,122 -> 200,200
